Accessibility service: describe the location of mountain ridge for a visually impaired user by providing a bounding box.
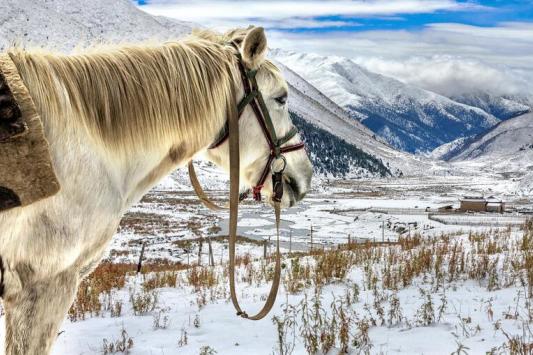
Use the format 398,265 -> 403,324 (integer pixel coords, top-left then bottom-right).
272,49 -> 504,154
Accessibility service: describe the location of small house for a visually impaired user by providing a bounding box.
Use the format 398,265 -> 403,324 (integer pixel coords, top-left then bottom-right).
459,196 -> 487,212
459,196 -> 506,213
486,197 -> 505,213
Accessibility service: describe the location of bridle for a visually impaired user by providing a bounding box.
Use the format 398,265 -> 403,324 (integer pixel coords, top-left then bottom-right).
207,44 -> 305,202
188,42 -> 306,320
0,256 -> 5,299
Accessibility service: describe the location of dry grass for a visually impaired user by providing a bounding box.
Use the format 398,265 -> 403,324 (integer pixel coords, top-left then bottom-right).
68,220 -> 533,353
272,221 -> 533,353
102,328 -> 134,354
69,261 -> 187,320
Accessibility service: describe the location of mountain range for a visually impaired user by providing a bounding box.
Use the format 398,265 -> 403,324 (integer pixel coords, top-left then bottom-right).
272,50 -> 532,154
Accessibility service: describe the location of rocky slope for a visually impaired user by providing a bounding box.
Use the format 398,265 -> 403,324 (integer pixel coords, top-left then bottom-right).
272,50 -> 502,154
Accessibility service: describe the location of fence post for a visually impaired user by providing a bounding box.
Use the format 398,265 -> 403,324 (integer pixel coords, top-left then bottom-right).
382,221 -> 385,243
310,224 -> 313,253
207,238 -> 215,266
263,240 -> 267,259
137,241 -> 146,274
289,230 -> 292,254
197,239 -> 203,266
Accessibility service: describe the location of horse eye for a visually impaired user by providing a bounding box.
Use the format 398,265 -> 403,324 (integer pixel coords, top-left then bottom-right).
275,95 -> 287,105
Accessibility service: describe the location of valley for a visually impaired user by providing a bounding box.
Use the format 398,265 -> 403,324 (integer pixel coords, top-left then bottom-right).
5,169 -> 527,354
0,0 -> 531,354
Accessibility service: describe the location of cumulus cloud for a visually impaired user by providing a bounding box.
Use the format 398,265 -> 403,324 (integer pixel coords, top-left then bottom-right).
354,56 -> 533,97
266,22 -> 533,97
142,0 -> 477,26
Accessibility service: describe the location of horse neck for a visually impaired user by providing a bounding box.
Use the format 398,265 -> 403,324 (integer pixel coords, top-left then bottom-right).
10,46 -> 235,213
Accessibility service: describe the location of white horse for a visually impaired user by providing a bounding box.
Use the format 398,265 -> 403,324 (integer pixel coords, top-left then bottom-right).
0,27 -> 312,354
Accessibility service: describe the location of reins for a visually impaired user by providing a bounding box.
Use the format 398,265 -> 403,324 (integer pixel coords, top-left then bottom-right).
0,256 -> 5,298
188,43 -> 305,320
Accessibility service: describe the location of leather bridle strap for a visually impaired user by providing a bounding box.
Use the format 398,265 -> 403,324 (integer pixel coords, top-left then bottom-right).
226,85 -> 282,320
0,255 -> 5,298
188,162 -> 227,211
232,51 -> 305,201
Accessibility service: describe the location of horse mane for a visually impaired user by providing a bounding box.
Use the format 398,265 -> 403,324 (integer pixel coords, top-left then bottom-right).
7,31 -> 242,157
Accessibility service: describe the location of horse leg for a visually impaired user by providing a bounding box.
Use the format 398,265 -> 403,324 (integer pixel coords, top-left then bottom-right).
3,268 -> 78,355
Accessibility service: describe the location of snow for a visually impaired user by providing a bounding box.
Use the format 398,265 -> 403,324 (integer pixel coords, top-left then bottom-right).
3,197 -> 528,354
0,0 -> 531,354
271,49 -> 502,153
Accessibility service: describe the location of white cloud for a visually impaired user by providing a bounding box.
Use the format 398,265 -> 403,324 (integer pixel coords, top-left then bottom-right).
354,56 -> 533,97
428,22 -> 533,41
142,0 -> 478,25
265,22 -> 533,97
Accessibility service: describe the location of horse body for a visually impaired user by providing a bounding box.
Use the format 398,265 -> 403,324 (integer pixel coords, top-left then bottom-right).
0,27 -> 312,354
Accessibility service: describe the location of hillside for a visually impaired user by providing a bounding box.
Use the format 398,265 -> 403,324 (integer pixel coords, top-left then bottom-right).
444,113 -> 533,176
0,0 -> 191,51
272,50 -> 501,154
290,112 -> 392,178
280,63 -> 420,176
449,92 -> 530,121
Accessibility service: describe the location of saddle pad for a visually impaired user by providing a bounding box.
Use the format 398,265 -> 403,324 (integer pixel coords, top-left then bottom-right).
0,53 -> 59,212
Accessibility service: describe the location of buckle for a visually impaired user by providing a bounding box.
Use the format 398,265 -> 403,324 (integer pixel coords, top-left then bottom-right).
252,185 -> 263,201
271,155 -> 287,174
272,171 -> 284,203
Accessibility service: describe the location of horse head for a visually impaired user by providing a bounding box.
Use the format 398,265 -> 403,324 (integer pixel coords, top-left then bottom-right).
206,27 -> 313,208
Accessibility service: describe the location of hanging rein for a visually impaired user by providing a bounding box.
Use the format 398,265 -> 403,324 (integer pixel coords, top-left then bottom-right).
188,43 -> 305,320
0,256 -> 4,298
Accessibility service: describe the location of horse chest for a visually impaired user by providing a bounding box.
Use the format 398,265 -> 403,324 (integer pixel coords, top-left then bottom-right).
0,197 -> 121,278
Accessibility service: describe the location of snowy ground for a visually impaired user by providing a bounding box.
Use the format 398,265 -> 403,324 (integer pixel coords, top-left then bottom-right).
1,169 -> 531,354
45,218 -> 533,354
109,166 -> 531,264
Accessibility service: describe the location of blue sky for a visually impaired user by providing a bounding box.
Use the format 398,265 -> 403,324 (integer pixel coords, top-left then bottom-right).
137,0 -> 533,32
137,1 -> 533,96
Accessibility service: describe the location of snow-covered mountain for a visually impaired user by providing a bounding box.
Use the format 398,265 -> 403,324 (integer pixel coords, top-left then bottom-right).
272,50 -> 502,154
0,0 -> 417,178
0,0 -> 191,51
442,113 -> 533,176
428,136 -> 473,161
448,112 -> 533,161
279,63 -> 422,176
449,92 -> 530,121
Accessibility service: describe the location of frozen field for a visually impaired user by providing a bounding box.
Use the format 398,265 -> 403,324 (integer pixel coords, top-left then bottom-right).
108,168 -> 531,264
1,170 -> 531,354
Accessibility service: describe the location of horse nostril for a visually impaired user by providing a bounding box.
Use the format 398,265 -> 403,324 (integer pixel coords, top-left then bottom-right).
288,178 -> 306,202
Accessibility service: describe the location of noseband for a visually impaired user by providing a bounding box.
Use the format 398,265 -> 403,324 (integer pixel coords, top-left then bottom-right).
208,46 -> 305,202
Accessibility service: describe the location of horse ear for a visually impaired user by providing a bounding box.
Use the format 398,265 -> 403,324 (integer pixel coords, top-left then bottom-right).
241,27 -> 267,70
